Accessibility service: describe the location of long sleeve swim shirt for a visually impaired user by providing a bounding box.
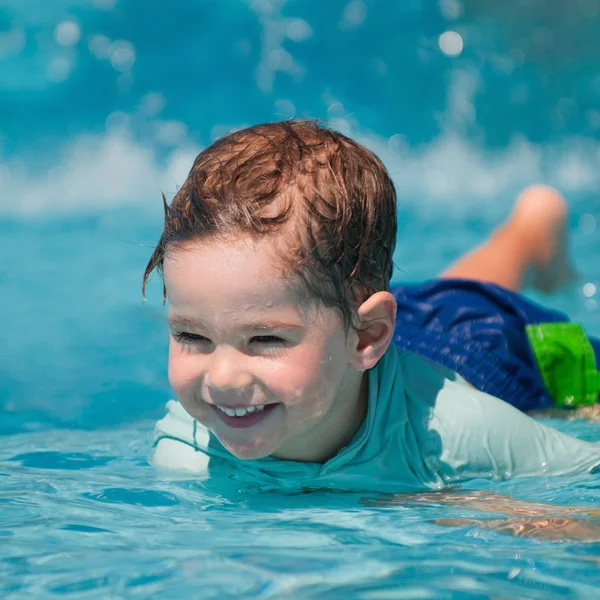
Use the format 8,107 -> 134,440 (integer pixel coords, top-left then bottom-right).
152,344 -> 600,493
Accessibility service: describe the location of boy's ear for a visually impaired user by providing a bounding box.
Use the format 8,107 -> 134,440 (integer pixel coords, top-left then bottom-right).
350,291 -> 396,371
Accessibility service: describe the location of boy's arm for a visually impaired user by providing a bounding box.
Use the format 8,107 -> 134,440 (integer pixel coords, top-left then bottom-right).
434,515 -> 600,542
362,489 -> 599,517
361,490 -> 600,542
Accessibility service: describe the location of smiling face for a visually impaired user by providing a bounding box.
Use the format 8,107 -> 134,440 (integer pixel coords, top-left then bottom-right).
163,234 -> 367,463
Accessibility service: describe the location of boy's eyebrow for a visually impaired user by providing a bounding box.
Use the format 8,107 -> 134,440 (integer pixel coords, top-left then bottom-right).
240,321 -> 304,332
168,316 -> 205,330
168,316 -> 303,331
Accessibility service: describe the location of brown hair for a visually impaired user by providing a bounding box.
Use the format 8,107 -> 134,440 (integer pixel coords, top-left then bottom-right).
143,119 -> 397,327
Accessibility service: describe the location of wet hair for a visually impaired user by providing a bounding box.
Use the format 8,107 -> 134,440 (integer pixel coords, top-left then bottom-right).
142,119 -> 397,327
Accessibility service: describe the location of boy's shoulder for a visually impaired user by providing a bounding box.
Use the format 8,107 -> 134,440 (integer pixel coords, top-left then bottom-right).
397,347 -> 530,432
397,349 -> 461,405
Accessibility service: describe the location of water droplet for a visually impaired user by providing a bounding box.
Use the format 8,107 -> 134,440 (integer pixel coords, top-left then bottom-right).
105,111 -> 129,131
439,31 -> 463,57
372,58 -> 388,77
116,72 -> 133,93
109,40 -> 136,72
267,48 -> 293,72
140,92 -> 165,117
340,0 -> 367,30
142,298 -> 148,306
47,56 -> 73,83
440,0 -> 462,20
388,134 -> 409,156
327,102 -> 345,119
54,20 -> 81,47
286,19 -> 312,42
273,99 -> 296,119
583,282 -> 597,298
155,121 -> 188,146
88,34 -> 111,60
0,28 -> 26,59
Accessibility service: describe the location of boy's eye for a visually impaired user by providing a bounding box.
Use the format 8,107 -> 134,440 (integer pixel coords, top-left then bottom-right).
174,332 -> 210,344
251,335 -> 285,344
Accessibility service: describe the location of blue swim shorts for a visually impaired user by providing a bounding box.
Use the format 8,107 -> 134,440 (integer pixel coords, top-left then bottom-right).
392,279 -> 600,411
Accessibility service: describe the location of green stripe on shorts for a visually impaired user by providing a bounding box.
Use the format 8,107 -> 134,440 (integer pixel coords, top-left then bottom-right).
526,322 -> 600,407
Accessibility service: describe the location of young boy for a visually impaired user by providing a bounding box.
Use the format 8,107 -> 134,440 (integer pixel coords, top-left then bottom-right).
145,120 -> 600,493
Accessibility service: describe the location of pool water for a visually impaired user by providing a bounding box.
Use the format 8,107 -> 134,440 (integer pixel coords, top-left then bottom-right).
2,0 -> 600,597
2,420 -> 600,598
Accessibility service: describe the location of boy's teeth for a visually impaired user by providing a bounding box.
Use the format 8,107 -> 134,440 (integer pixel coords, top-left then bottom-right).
217,404 -> 267,417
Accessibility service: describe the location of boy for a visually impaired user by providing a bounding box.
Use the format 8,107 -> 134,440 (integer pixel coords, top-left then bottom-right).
144,120 -> 600,493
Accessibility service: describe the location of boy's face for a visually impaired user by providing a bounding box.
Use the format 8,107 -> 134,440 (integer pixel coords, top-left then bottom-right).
164,235 -> 365,462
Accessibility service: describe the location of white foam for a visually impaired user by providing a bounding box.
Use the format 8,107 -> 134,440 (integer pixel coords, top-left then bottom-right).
5,66 -> 600,219
5,128 -> 200,216
6,121 -> 600,219
351,69 -> 600,218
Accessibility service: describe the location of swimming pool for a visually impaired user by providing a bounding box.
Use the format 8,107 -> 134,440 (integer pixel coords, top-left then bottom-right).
2,416 -> 600,598
3,0 -> 600,597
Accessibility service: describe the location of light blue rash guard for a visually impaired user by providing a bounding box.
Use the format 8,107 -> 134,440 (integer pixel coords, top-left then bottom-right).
152,344 -> 600,493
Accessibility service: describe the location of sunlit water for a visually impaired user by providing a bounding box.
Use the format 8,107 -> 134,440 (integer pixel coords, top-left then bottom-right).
3,0 -> 600,597
2,420 -> 600,598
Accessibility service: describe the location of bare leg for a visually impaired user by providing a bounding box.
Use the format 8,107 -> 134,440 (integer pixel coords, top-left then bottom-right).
441,186 -> 600,419
441,185 -> 577,293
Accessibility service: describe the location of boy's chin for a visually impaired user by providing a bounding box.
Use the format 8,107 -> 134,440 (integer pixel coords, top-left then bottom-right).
218,435 -> 279,461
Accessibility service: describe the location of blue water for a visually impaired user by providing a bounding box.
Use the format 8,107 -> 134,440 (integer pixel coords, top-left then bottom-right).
2,1 -> 600,597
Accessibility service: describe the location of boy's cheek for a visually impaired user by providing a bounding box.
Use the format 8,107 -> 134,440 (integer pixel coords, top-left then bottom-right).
168,352 -> 202,396
264,355 -> 336,403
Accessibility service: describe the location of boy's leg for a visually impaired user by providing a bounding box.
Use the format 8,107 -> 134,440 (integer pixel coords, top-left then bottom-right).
441,185 -> 577,293
439,185 -> 600,417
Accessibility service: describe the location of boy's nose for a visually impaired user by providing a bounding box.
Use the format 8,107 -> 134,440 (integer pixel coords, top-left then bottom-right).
204,347 -> 253,393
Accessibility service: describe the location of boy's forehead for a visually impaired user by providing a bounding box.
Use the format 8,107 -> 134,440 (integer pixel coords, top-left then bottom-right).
163,235 -> 305,309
